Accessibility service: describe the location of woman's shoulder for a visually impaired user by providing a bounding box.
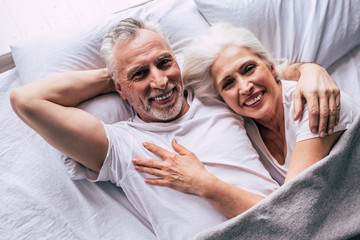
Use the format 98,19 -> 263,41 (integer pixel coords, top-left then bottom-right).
280,80 -> 297,107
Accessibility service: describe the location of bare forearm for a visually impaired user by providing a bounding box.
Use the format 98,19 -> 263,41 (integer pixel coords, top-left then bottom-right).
282,62 -> 305,81
13,68 -> 114,107
10,69 -> 110,172
198,172 -> 263,219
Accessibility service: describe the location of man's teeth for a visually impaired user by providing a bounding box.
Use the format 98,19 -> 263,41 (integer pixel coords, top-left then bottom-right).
245,92 -> 263,106
153,89 -> 173,101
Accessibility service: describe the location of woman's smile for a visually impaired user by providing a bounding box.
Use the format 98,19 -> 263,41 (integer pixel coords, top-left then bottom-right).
243,91 -> 264,107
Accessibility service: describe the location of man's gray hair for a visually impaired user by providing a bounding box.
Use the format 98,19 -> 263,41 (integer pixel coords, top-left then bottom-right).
101,17 -> 170,81
183,22 -> 287,101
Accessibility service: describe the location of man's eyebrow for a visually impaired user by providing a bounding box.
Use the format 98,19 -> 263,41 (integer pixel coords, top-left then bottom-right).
155,53 -> 174,63
127,64 -> 147,80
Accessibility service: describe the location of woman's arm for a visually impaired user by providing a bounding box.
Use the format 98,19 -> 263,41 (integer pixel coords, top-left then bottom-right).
283,63 -> 340,137
285,131 -> 344,183
133,139 -> 264,218
10,69 -> 113,173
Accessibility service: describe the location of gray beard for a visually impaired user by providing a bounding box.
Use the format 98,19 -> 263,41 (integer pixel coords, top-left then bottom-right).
145,90 -> 184,121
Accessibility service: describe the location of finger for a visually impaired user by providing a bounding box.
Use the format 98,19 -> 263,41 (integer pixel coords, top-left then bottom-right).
292,90 -> 304,121
142,142 -> 174,159
304,94 -> 320,134
171,139 -> 191,156
134,164 -> 164,177
327,95 -> 337,135
144,178 -> 171,188
318,93 -> 329,138
133,157 -> 162,169
335,92 -> 341,126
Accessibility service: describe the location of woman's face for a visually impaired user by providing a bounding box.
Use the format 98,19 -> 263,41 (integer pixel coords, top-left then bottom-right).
211,45 -> 280,120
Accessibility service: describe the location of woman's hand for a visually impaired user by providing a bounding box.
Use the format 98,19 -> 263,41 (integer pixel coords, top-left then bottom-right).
132,139 -> 211,196
284,63 -> 340,137
133,139 -> 265,218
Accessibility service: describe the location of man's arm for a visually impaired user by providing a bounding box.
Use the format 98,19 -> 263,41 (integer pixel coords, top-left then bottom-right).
10,69 -> 113,173
282,63 -> 340,137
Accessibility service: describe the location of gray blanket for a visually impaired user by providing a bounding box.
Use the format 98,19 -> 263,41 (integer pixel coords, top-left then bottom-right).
195,113 -> 360,240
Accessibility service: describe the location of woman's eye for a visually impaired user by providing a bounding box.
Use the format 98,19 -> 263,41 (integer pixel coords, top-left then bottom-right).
222,79 -> 235,90
244,64 -> 256,74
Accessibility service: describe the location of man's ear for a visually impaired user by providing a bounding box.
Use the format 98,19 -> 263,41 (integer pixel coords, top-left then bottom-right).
113,80 -> 127,100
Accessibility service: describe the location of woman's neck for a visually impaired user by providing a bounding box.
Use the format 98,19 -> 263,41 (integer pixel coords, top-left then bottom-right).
254,84 -> 287,165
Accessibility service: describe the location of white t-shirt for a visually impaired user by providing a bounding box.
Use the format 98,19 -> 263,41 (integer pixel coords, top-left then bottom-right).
84,95 -> 279,240
246,80 -> 359,185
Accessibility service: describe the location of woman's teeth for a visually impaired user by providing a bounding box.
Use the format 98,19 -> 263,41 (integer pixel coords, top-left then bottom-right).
153,89 -> 173,101
245,92 -> 263,106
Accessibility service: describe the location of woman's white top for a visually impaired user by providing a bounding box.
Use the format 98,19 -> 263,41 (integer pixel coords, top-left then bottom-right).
245,80 -> 359,185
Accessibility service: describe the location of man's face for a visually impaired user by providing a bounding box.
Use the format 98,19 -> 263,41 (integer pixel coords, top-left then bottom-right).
113,29 -> 188,122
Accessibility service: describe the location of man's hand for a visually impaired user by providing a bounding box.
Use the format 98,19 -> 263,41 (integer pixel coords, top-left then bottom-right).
283,63 -> 340,137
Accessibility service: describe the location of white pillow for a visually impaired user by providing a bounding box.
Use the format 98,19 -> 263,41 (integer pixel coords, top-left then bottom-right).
10,0 -> 209,124
195,0 -> 360,69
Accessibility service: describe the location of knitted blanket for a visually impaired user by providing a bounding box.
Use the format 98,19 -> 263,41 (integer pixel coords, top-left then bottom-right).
195,113 -> 360,240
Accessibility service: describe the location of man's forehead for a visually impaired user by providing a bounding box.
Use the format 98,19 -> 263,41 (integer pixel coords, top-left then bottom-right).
114,31 -> 174,77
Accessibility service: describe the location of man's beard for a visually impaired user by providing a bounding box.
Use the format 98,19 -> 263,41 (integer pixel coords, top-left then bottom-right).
144,87 -> 185,122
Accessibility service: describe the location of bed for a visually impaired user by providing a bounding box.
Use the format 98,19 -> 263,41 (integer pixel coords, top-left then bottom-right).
1,0 -> 360,239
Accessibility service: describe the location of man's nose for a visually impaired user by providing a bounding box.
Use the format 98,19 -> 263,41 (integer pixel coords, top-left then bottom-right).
149,70 -> 168,89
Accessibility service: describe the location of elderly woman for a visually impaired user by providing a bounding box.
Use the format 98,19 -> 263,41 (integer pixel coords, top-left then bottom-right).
133,23 -> 358,218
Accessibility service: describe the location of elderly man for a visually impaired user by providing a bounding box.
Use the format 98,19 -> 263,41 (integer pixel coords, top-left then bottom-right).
10,18 -> 339,239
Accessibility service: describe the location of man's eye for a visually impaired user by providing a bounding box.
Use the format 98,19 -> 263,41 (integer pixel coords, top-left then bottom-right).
222,79 -> 235,91
132,70 -> 148,80
158,59 -> 172,69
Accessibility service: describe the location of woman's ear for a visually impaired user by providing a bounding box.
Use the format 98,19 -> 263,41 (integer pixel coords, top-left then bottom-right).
270,64 -> 277,77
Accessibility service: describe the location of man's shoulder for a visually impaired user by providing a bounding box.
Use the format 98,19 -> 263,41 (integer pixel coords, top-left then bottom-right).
191,96 -> 238,115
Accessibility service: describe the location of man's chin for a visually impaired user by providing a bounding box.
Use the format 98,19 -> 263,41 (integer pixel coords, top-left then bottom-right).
149,100 -> 184,122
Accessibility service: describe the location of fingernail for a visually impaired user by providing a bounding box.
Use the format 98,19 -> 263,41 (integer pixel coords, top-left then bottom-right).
320,131 -> 326,138
328,129 -> 333,135
312,128 -> 317,134
142,142 -> 147,147
173,138 -> 177,143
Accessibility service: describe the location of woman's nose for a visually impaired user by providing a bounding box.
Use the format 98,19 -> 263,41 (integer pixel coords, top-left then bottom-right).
238,79 -> 254,95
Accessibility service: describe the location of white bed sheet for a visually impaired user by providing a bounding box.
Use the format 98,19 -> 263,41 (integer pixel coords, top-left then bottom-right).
1,0 -> 360,238
2,44 -> 359,239
0,69 -> 156,239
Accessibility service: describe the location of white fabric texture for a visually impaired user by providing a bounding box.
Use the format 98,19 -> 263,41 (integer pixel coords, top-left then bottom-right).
245,80 -> 359,185
195,0 -> 360,69
80,96 -> 279,240
2,0 -> 360,239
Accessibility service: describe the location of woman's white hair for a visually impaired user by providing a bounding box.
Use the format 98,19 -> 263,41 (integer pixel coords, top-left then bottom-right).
183,22 -> 287,101
100,17 -> 170,82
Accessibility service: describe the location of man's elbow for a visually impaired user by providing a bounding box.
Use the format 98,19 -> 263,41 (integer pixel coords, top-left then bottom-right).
10,88 -> 23,113
10,87 -> 33,118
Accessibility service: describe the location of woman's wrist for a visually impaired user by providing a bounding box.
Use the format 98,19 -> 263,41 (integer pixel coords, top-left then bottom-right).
195,171 -> 222,198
